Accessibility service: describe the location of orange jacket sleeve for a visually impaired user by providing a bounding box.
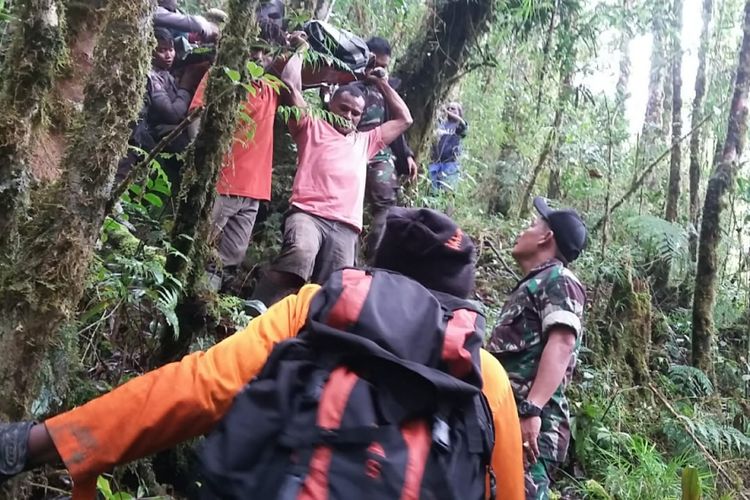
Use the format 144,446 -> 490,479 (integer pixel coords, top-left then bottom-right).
45,285 -> 320,499
480,349 -> 525,500
189,73 -> 209,111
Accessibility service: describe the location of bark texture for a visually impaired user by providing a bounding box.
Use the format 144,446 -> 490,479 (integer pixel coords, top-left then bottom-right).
665,0 -> 683,223
692,0 -> 750,374
393,0 -> 494,158
160,0 -> 259,362
0,0 -> 65,251
0,0 -> 154,420
641,2 -> 668,159
688,0 -> 713,260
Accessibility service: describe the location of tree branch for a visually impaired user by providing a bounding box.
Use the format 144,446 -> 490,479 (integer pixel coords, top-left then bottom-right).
106,105 -> 204,214
592,113 -> 712,231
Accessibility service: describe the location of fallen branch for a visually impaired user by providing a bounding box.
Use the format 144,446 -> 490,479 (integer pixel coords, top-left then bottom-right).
592,114 -> 713,231
105,105 -> 205,214
649,383 -> 746,498
486,239 -> 520,281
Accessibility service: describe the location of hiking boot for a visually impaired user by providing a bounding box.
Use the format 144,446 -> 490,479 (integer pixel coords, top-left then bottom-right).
243,299 -> 267,318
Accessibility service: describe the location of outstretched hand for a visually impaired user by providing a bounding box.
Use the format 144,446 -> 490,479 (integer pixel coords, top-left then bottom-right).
407,156 -> 419,182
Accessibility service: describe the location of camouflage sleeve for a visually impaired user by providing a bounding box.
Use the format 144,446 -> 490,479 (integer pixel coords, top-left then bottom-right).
533,269 -> 586,337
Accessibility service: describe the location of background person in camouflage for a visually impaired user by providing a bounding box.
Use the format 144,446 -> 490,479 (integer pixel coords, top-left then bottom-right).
486,196 -> 587,500
354,37 -> 419,262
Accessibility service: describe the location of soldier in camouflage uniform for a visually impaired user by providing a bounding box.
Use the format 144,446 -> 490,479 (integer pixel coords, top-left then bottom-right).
486,197 -> 588,500
354,37 -> 419,261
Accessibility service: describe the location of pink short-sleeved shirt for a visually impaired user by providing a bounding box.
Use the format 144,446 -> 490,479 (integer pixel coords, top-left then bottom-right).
288,115 -> 385,231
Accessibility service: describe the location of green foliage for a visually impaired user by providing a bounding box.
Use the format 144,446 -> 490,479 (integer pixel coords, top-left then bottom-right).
681,466 -> 703,500
665,417 -> 750,459
667,365 -> 715,398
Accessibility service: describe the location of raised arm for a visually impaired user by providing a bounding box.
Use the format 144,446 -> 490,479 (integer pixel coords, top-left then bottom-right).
280,42 -> 307,110
369,74 -> 413,146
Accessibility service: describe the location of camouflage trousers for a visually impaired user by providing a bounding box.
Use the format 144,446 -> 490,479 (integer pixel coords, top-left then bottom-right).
525,459 -> 560,500
364,160 -> 398,261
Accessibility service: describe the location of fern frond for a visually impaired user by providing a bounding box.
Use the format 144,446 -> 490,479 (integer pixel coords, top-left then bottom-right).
668,365 -> 714,397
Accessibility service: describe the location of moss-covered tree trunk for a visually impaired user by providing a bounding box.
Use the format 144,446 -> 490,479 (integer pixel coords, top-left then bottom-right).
0,0 -> 154,420
0,0 -> 65,250
665,0 -> 683,223
688,0 -> 713,261
160,0 -> 259,362
393,0 -> 494,158
692,0 -> 750,375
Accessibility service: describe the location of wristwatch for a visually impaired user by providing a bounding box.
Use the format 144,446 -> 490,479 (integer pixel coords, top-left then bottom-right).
517,399 -> 543,418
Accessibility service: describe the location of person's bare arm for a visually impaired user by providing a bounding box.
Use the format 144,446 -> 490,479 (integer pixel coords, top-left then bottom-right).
279,40 -> 307,110
520,327 -> 576,463
372,76 -> 413,146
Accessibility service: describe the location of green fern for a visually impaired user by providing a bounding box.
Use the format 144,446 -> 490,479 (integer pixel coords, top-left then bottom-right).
155,286 -> 180,338
668,365 -> 714,398
625,215 -> 689,267
668,417 -> 750,459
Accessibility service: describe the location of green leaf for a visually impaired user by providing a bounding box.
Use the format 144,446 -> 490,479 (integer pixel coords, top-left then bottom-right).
143,193 -> 163,207
97,476 -> 113,498
681,466 -> 702,500
240,82 -> 258,97
129,184 -> 143,196
223,67 -> 241,83
246,61 -> 265,79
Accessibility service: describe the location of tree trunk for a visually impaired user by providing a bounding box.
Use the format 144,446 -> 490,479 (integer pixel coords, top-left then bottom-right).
689,0 -> 713,260
0,0 -> 154,420
665,0 -> 684,222
393,0 -> 494,158
519,71 -> 571,217
641,3 -> 668,160
692,0 -> 750,375
160,0 -> 259,362
534,0 -> 559,118
615,0 -> 633,113
0,0 -> 65,250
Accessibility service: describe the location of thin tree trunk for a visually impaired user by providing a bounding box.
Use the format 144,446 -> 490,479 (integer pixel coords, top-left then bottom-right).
160,0 -> 260,362
689,0 -> 714,260
519,72 -> 570,217
665,0 -> 684,222
394,0 -> 495,158
534,0 -> 559,118
692,0 -> 750,375
0,0 -> 65,250
615,0 -> 633,113
0,0 -> 154,420
641,3 -> 668,159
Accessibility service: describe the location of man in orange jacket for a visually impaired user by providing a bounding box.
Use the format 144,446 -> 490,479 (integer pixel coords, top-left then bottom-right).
0,208 -> 524,500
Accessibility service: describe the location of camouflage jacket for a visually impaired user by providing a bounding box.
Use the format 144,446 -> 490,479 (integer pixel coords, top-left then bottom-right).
486,259 -> 586,463
353,81 -> 414,173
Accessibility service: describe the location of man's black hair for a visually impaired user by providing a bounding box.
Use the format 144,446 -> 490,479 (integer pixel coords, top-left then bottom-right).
154,27 -> 174,44
332,84 -> 365,101
366,36 -> 392,56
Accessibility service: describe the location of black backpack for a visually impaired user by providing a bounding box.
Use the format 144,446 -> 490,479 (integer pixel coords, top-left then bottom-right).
196,268 -> 496,499
303,20 -> 371,73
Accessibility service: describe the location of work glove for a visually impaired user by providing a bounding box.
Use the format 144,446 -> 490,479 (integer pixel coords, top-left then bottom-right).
0,421 -> 34,484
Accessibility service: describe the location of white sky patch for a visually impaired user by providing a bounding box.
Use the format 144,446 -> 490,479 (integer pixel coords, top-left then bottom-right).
583,0 -> 702,137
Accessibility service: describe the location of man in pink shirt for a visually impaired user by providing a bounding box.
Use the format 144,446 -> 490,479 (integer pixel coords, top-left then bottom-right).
249,54 -> 413,310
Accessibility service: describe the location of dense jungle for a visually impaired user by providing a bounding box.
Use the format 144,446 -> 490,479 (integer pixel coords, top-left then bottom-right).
0,0 -> 749,497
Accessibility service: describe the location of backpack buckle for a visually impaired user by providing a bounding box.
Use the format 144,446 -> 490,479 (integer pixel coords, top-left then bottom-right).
432,418 -> 451,451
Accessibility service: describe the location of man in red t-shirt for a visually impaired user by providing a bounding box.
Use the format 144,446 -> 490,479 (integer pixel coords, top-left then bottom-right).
249,49 -> 413,310
190,24 -> 297,289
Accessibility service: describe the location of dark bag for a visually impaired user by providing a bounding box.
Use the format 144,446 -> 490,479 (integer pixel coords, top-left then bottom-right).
303,20 -> 370,73
196,268 -> 496,500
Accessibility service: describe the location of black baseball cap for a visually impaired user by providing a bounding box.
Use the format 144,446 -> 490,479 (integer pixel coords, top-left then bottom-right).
533,197 -> 587,264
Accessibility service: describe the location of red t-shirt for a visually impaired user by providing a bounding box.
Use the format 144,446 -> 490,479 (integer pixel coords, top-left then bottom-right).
190,75 -> 279,200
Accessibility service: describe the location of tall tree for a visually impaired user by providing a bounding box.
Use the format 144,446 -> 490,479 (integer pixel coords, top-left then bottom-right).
688,0 -> 714,260
665,0 -> 684,222
160,0 -> 260,362
640,1 -> 668,159
0,0 -> 154,420
692,0 -> 750,375
394,0 -> 494,157
0,0 -> 65,249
